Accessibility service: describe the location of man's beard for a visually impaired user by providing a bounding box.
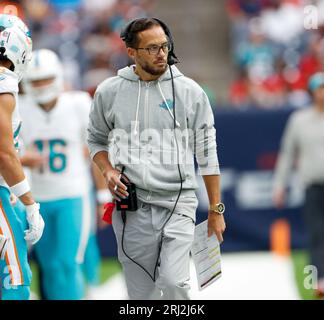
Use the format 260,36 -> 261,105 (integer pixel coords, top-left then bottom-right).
140,60 -> 168,76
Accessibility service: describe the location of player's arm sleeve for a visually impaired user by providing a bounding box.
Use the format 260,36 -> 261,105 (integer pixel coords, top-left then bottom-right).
0,71 -> 19,96
87,88 -> 112,160
273,113 -> 298,190
188,90 -> 220,176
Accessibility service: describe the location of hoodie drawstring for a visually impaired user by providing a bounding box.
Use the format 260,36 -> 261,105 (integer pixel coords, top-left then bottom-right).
157,81 -> 180,127
134,80 -> 141,135
134,79 -> 180,135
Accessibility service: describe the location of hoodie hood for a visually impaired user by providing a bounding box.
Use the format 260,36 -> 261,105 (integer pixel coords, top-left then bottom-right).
117,64 -> 183,82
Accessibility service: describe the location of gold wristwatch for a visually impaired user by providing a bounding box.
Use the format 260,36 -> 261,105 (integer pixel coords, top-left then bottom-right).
208,203 -> 225,215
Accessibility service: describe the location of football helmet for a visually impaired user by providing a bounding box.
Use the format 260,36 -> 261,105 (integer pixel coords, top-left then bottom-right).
23,49 -> 64,104
0,14 -> 32,81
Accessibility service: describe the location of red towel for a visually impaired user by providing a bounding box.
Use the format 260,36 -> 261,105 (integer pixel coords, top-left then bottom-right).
102,202 -> 116,225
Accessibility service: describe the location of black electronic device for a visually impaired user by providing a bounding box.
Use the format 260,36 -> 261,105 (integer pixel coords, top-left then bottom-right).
116,177 -> 138,212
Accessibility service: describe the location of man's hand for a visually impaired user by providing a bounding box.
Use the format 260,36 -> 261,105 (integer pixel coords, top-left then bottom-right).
104,169 -> 129,201
0,234 -> 8,260
24,203 -> 45,245
208,212 -> 226,244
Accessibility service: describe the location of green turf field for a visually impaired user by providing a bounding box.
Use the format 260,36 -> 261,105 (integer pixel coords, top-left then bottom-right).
30,258 -> 122,298
291,250 -> 324,300
30,252 -> 323,300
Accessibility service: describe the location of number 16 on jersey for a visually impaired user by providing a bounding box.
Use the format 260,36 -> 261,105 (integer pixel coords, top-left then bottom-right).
34,139 -> 67,174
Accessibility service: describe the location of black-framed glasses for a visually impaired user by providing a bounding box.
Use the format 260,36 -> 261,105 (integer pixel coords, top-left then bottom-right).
136,42 -> 171,55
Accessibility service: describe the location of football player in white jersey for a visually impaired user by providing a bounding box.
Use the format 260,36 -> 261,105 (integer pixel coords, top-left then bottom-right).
0,14 -> 44,300
20,49 -> 108,300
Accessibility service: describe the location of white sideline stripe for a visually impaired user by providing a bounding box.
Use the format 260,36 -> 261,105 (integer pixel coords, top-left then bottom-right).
88,272 -> 128,300
189,252 -> 300,300
89,252 -> 300,300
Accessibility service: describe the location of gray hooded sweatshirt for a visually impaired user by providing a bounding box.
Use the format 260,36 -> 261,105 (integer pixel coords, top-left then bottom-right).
87,65 -> 220,197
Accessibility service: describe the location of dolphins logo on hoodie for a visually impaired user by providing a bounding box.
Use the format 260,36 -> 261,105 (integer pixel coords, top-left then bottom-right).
159,99 -> 173,110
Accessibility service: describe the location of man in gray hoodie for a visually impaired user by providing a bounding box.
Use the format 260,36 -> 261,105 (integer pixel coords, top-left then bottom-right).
87,18 -> 226,300
273,72 -> 324,298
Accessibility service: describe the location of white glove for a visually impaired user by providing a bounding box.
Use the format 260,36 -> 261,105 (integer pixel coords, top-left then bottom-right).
24,202 -> 45,245
0,234 -> 8,260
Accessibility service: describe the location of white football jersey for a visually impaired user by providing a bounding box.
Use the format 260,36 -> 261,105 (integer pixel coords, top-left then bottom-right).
19,91 -> 92,201
0,67 -> 21,188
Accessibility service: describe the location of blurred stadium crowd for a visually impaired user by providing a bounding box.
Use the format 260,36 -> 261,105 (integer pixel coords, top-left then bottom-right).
227,0 -> 324,109
1,0 -> 156,95
3,0 -> 324,108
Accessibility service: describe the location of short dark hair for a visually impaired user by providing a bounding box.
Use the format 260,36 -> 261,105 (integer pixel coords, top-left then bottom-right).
124,18 -> 164,48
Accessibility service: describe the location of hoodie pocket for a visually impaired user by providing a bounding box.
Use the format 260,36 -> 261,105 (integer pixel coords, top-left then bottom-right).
113,147 -> 187,191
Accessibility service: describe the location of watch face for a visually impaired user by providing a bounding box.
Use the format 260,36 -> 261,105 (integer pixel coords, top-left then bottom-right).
217,203 -> 225,213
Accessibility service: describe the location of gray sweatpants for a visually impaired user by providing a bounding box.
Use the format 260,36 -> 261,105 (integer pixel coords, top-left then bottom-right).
112,189 -> 198,300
